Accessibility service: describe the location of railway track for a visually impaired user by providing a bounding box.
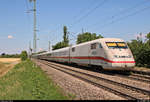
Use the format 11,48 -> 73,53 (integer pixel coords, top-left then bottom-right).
122,74 -> 150,84
41,59 -> 150,84
130,74 -> 150,80
45,59 -> 150,84
99,71 -> 150,84
36,59 -> 150,100
131,70 -> 150,77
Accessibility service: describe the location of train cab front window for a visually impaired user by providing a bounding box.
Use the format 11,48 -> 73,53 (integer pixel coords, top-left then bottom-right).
106,42 -> 128,49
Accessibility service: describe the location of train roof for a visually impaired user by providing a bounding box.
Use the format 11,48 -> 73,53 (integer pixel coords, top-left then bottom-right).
34,38 -> 125,55
32,51 -> 51,56
35,47 -> 70,56
51,47 -> 70,53
71,38 -> 124,48
51,38 -> 125,52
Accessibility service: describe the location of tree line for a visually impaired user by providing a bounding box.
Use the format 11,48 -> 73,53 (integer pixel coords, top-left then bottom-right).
0,51 -> 28,61
127,32 -> 150,68
0,53 -> 21,58
52,26 -> 103,50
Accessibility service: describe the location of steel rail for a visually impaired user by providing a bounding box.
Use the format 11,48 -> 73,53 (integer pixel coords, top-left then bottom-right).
44,60 -> 150,96
36,59 -> 150,100
131,70 -> 150,76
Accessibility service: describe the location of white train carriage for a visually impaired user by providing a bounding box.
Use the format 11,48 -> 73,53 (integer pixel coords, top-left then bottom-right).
35,38 -> 135,70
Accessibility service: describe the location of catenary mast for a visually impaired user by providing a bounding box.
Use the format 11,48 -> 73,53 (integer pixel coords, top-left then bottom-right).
29,0 -> 37,53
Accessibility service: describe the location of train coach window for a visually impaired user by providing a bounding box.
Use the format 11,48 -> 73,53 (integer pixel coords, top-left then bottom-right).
72,47 -> 75,52
91,43 -> 97,49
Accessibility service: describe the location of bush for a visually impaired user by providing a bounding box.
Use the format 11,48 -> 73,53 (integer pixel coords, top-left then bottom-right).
21,51 -> 28,61
136,49 -> 150,68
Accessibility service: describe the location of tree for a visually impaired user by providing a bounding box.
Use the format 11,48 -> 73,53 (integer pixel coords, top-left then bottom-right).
63,26 -> 69,46
127,32 -> 150,68
52,26 -> 69,50
146,32 -> 150,40
135,49 -> 150,67
77,32 -> 103,44
52,42 -> 68,50
21,51 -> 28,61
146,32 -> 150,45
1,53 -> 6,56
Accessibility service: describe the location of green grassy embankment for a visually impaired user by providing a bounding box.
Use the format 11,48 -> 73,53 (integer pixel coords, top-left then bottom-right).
0,59 -> 70,100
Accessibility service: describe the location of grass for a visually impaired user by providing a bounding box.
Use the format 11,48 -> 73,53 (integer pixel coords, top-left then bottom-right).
0,59 -> 70,100
2,62 -> 11,65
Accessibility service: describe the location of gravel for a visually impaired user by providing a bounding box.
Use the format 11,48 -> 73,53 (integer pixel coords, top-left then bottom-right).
33,59 -> 125,100
42,60 -> 150,92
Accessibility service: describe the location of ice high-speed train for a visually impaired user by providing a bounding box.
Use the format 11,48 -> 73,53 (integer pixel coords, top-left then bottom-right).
32,38 -> 135,70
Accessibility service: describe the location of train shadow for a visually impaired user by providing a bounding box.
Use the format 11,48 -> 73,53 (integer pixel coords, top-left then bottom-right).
43,59 -> 131,76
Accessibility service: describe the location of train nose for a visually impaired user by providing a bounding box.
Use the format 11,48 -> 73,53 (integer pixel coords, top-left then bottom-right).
111,59 -> 135,68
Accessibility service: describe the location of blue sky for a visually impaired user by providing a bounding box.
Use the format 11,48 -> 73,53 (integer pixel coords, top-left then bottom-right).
0,0 -> 150,54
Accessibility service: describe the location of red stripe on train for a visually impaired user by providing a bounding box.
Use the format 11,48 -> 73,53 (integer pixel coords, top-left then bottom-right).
50,56 -> 135,63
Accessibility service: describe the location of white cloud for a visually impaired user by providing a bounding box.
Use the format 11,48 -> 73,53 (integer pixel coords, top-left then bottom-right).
8,35 -> 13,39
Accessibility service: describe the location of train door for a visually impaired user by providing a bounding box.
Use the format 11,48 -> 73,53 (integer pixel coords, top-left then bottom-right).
89,43 -> 98,66
79,44 -> 90,65
88,43 -> 91,65
69,46 -> 71,63
99,43 -> 106,57
89,43 -> 106,66
70,46 -> 75,63
98,43 -> 107,66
